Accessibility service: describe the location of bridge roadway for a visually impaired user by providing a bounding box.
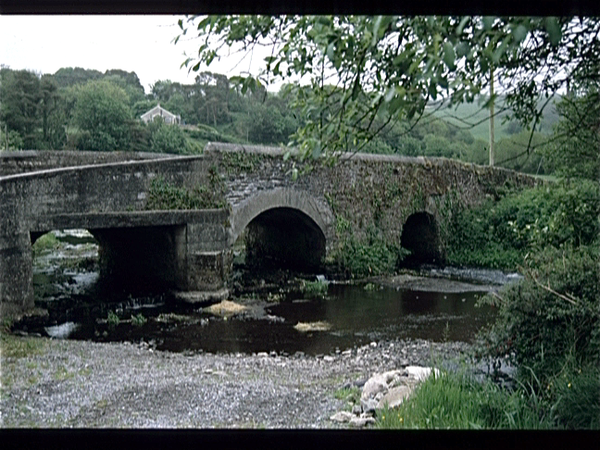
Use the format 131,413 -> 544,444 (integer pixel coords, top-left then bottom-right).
0,143 -> 536,319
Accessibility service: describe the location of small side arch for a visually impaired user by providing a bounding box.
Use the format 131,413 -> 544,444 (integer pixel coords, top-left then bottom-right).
400,211 -> 444,266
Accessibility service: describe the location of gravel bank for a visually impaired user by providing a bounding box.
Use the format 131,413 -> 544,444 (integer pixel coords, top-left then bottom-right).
1,336 -> 470,428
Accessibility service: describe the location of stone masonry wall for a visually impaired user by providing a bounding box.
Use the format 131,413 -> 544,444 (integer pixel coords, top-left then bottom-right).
205,143 -> 537,264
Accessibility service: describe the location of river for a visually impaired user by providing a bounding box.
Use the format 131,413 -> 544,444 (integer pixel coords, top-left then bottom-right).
16,229 -> 520,356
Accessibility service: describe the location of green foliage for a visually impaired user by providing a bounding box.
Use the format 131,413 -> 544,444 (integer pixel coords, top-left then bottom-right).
72,80 -> 134,151
493,130 -> 548,173
32,233 -> 59,256
0,68 -> 43,148
148,118 -> 187,154
376,370 -> 555,429
332,232 -> 407,278
179,16 -> 598,160
184,123 -> 241,144
0,127 -> 25,150
541,91 -> 599,181
130,313 -> 147,327
0,333 -> 47,358
300,280 -> 328,297
334,386 -> 361,404
107,310 -> 120,328
144,175 -> 227,210
476,245 -> 600,378
552,364 -> 600,429
446,180 -> 600,269
220,151 -> 262,174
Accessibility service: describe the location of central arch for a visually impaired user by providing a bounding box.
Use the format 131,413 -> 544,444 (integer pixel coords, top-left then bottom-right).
229,188 -> 334,272
245,207 -> 326,271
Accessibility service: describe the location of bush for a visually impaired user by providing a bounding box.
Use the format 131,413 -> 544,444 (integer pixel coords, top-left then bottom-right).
333,235 -> 406,278
446,180 -> 600,270
32,232 -> 59,255
149,121 -> 187,154
301,280 -> 328,297
476,245 -> 600,407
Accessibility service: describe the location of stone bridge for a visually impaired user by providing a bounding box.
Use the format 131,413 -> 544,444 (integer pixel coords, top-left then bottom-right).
0,143 -> 536,319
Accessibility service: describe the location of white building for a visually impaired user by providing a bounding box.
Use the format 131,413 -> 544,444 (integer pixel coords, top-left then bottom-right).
140,104 -> 181,125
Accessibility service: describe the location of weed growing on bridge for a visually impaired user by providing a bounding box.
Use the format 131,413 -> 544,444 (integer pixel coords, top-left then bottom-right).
220,150 -> 261,174
145,175 -> 227,210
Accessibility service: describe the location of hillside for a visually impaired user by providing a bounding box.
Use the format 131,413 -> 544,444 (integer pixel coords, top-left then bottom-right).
430,95 -> 561,142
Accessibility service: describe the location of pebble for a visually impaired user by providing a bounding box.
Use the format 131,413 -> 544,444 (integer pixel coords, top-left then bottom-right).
2,337 -> 470,428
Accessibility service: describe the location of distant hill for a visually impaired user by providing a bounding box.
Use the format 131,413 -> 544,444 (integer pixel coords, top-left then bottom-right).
428,95 -> 561,142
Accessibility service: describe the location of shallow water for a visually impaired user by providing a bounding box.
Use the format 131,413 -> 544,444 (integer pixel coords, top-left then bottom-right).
19,230 -> 498,356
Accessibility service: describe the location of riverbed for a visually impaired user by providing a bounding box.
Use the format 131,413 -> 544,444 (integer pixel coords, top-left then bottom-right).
1,334 -> 471,428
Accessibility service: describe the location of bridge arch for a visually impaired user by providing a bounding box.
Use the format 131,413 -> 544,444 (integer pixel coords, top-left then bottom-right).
229,188 -> 335,271
400,211 -> 444,266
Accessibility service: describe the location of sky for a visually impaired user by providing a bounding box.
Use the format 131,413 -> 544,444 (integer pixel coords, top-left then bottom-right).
0,15 -> 272,93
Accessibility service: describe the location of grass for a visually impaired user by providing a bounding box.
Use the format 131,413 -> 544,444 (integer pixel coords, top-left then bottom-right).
376,369 -> 556,429
334,386 -> 362,404
0,332 -> 48,358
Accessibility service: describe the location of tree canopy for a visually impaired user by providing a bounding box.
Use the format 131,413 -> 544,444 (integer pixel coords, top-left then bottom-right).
178,15 -> 600,161
72,80 -> 134,151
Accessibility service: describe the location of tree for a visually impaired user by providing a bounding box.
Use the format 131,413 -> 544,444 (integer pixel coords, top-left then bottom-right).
52,67 -> 103,89
542,89 -> 599,180
0,68 -> 42,148
178,16 -> 600,162
72,80 -> 133,151
39,75 -> 67,149
148,118 -> 187,154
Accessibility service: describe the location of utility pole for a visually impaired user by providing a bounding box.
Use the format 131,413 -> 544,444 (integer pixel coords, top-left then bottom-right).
489,67 -> 495,166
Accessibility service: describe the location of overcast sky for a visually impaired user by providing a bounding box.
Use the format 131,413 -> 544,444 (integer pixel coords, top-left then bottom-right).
0,15 -> 272,93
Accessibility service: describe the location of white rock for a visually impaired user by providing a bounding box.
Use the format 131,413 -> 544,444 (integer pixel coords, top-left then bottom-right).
349,417 -> 376,427
361,374 -> 389,400
330,411 -> 355,423
405,366 -> 440,381
377,385 -> 413,409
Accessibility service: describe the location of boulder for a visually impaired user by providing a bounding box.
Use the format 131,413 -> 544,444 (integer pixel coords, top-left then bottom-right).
377,385 -> 413,409
360,366 -> 437,413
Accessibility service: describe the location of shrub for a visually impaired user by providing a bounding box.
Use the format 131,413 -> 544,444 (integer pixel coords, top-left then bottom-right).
32,232 -> 59,255
107,310 -> 120,328
476,245 -> 600,401
333,236 -> 406,278
301,280 -> 328,297
446,180 -> 600,270
131,313 -> 147,327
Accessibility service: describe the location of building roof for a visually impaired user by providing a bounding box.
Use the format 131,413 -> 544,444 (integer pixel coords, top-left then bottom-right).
140,104 -> 181,122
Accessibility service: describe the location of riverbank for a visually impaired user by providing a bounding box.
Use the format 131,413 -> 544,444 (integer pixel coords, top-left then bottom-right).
1,334 -> 470,428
